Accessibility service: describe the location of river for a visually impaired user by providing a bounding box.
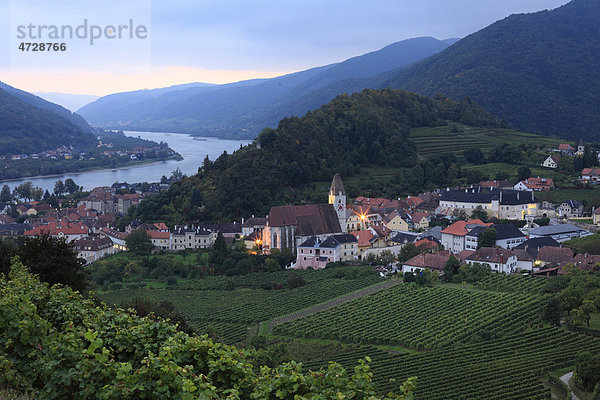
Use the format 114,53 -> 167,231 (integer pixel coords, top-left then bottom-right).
0,132 -> 252,192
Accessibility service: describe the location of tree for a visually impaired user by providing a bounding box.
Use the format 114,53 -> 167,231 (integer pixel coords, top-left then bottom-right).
477,228 -> 497,249
443,255 -> 461,283
54,180 -> 65,196
0,235 -> 87,292
403,271 -> 416,283
575,351 -> 600,391
64,178 -> 80,195
14,182 -> 33,201
415,269 -> 437,286
0,184 -> 11,202
171,168 -> 184,182
517,166 -> 531,182
560,286 -> 583,315
541,296 -> 562,326
286,272 -> 306,288
32,187 -> 43,202
470,205 -> 488,222
125,228 -> 154,255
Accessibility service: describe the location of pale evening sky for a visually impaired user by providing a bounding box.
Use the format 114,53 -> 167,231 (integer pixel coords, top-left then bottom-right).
0,0 -> 569,96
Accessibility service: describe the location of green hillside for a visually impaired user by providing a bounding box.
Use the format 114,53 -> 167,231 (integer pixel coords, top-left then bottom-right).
0,85 -> 96,155
132,88 -> 503,224
384,0 -> 600,141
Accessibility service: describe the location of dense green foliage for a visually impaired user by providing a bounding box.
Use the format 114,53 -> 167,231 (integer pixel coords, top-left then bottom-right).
273,284 -> 543,349
544,269 -> 600,327
383,0 -> 600,140
304,326 -> 600,400
0,235 -> 86,292
0,258 -> 415,399
575,351 -> 600,391
133,89 -> 502,223
0,85 -> 95,155
564,234 -> 600,255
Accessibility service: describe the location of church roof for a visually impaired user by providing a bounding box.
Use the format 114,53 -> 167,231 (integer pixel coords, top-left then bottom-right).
329,173 -> 345,196
268,204 -> 342,236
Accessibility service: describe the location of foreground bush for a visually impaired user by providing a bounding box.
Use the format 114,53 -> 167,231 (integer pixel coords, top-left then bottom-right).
0,257 -> 415,399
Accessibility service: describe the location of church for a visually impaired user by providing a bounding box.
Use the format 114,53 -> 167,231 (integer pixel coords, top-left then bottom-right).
262,174 -> 347,253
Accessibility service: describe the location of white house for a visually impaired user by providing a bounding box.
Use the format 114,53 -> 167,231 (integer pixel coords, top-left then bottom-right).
170,226 -> 216,250
295,234 -> 358,269
73,236 -> 116,264
464,223 -> 527,251
440,219 -> 491,253
465,247 -> 518,274
541,155 -> 559,169
439,187 -> 538,220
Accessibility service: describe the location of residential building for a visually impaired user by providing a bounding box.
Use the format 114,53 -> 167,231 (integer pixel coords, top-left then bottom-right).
594,208 -> 600,225
465,247 -> 518,274
528,223 -> 592,242
147,230 -> 171,250
410,212 -> 430,230
100,228 -> 128,251
541,155 -> 559,169
24,222 -> 89,242
441,219 -> 492,253
514,237 -> 561,259
570,253 -> 600,271
170,226 -> 216,250
439,187 -> 538,220
382,211 -> 409,232
513,178 -> 554,192
464,223 -> 527,250
346,209 -> 383,232
557,143 -> 574,156
242,217 -> 267,236
536,246 -> 574,267
401,250 -> 451,274
579,168 -> 600,184
295,234 -> 358,269
557,200 -> 584,218
73,236 -> 116,264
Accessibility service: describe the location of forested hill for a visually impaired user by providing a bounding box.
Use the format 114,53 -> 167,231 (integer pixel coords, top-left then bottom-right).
382,0 -> 600,141
134,88 -> 503,224
0,85 -> 97,155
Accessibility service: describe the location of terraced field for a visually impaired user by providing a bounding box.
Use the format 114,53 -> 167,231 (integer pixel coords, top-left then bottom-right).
303,327 -> 600,400
273,284 -> 545,348
410,126 -> 564,156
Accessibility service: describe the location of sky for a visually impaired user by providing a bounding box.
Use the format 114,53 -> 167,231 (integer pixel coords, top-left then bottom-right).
0,0 -> 569,96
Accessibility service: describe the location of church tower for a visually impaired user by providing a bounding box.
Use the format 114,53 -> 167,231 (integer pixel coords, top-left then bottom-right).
329,173 -> 347,233
577,138 -> 585,156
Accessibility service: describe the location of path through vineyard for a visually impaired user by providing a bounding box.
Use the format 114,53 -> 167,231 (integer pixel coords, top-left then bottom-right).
266,279 -> 401,332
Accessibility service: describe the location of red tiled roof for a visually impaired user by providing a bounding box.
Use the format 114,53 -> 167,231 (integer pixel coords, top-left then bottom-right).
569,253 -> 600,271
146,230 -> 170,240
582,168 -> 600,176
24,222 -> 88,236
441,219 -> 491,237
404,251 -> 450,270
350,230 -> 376,247
558,144 -> 573,150
466,247 -> 515,264
457,250 -> 475,262
414,238 -> 438,250
153,222 -> 169,231
537,246 -> 573,265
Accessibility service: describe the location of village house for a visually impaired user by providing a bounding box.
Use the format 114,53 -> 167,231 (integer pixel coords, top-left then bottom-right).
579,168 -> 600,184
146,230 -> 171,250
465,247 -> 518,274
464,223 -> 527,251
242,217 -> 267,236
409,212 -> 430,230
0,223 -> 33,238
594,208 -> 600,225
441,219 -> 492,253
244,231 -> 262,252
382,211 -> 409,232
513,177 -> 554,192
557,143 -> 574,156
295,234 -> 358,269
24,222 -> 89,242
528,223 -> 591,242
170,226 -> 216,250
100,227 -> 128,251
569,253 -> 600,271
536,246 -> 574,268
514,237 -> 561,259
557,200 -> 584,218
73,236 -> 116,264
438,187 -> 538,220
541,155 -> 560,169
346,209 -> 383,232
401,250 -> 451,274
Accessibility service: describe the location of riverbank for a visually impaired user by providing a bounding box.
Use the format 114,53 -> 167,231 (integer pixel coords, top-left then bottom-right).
0,155 -> 182,184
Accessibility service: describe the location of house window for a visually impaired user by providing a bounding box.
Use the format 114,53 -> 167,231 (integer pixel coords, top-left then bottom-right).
273,233 -> 278,248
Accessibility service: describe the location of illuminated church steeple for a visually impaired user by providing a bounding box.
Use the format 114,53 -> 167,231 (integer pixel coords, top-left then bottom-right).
329,173 -> 347,232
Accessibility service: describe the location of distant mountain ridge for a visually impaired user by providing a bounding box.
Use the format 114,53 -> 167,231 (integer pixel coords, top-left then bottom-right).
0,82 -> 97,155
381,0 -> 600,140
78,37 -> 452,138
34,92 -> 101,113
